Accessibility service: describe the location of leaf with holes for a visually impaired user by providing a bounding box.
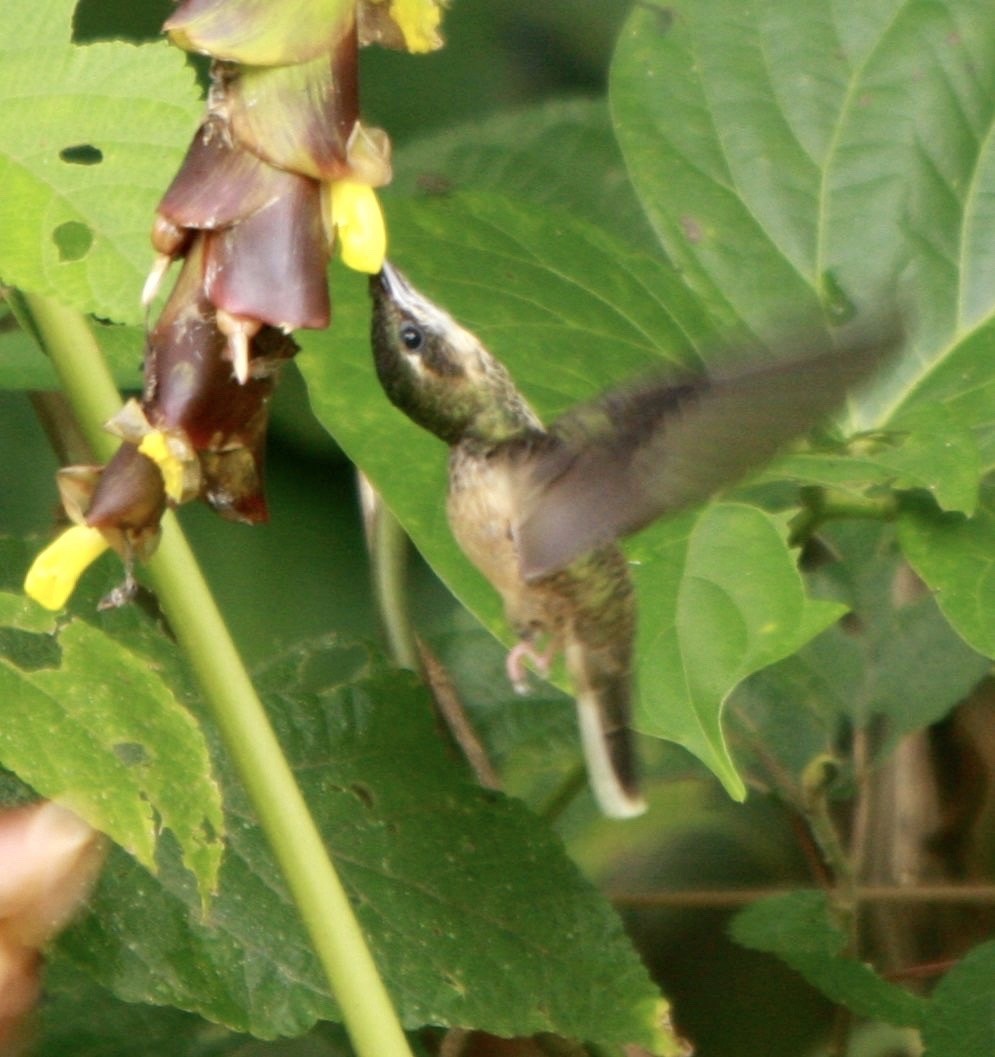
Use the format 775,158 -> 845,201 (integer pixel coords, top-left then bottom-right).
0,591 -> 224,906
0,0 -> 200,324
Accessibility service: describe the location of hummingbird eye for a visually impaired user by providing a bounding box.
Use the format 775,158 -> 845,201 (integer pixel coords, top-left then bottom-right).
399,323 -> 424,351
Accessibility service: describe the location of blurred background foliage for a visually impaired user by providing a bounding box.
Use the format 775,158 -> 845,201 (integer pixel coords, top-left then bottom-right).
1,1 -> 928,1055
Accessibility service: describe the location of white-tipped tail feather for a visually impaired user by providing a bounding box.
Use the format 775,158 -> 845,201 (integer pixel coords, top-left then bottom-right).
574,686 -> 646,820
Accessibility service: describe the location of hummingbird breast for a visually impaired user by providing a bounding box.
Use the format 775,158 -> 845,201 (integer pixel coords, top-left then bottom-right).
447,443 -> 551,637
446,442 -> 636,649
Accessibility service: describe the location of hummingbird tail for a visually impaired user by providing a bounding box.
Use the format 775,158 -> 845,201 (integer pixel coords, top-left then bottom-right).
566,641 -> 646,819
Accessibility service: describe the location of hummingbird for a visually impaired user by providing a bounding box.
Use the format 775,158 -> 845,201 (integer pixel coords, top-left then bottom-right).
369,263 -> 895,818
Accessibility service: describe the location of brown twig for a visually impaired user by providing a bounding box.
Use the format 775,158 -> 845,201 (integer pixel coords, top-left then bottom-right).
417,637 -> 502,791
883,957 -> 959,983
607,883 -> 995,909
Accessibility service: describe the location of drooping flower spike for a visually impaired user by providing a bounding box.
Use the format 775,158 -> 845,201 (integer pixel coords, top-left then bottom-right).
26,0 -> 448,610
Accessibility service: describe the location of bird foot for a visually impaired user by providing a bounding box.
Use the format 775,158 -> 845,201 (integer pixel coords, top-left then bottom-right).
506,640 -> 553,695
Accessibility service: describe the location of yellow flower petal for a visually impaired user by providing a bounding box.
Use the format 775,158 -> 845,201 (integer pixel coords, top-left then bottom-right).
138,431 -> 186,502
24,526 -> 110,611
388,0 -> 444,52
330,180 -> 387,274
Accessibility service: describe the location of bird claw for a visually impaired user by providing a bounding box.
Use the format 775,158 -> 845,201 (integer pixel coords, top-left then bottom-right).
505,640 -> 553,695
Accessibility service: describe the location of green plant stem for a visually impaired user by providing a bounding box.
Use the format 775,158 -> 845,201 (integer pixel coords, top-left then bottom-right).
800,756 -> 857,933
538,764 -> 588,822
789,486 -> 898,546
800,755 -> 858,1057
148,519 -> 412,1057
12,291 -> 122,460
17,291 -> 413,1057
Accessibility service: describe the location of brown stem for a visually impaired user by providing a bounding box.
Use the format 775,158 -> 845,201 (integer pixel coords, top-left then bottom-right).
883,957 -> 958,983
28,391 -> 95,466
417,637 -> 502,791
607,883 -> 995,908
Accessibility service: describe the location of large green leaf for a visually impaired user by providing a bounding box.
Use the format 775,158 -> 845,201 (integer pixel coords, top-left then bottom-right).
60,638 -> 670,1050
0,0 -> 201,324
610,0 -> 995,335
0,590 -> 224,905
610,0 -> 995,470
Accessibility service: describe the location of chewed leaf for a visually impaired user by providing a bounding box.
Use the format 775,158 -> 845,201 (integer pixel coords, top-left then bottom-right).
0,593 -> 223,905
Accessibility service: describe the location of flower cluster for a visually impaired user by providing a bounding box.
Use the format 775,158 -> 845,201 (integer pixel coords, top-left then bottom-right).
26,0 -> 447,611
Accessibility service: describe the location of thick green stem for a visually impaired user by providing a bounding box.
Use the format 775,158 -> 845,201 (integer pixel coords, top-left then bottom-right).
18,291 -> 412,1057
148,519 -> 411,1057
789,485 -> 898,547
12,292 -> 122,460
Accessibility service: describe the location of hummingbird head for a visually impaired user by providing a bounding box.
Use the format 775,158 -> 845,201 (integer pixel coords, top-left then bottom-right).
370,263 -> 541,445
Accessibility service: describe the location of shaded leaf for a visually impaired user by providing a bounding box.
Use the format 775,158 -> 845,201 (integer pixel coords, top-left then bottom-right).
730,890 -> 928,1027
728,522 -> 989,780
921,941 -> 995,1057
898,492 -> 995,659
420,607 -> 583,809
610,0 -> 995,337
0,591 -> 224,906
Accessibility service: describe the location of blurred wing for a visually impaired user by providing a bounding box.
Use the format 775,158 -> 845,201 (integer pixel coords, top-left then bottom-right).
513,326 -> 899,580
